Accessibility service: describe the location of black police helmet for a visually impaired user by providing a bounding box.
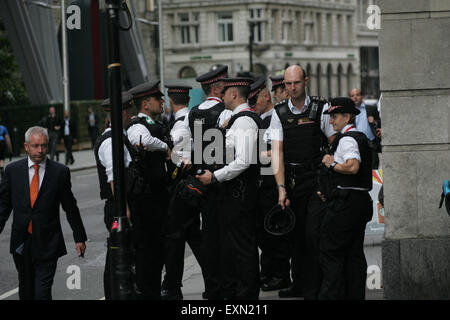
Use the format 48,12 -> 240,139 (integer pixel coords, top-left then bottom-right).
264,205 -> 296,236
178,175 -> 208,208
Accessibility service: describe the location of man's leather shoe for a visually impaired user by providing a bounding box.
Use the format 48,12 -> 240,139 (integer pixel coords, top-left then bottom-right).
261,277 -> 291,292
278,285 -> 302,298
161,288 -> 183,300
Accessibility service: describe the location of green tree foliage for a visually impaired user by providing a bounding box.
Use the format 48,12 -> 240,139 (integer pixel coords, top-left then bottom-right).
0,19 -> 29,106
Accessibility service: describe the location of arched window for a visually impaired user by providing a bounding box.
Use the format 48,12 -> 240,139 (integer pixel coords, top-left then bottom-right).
347,64 -> 354,93
179,66 -> 197,79
306,63 -> 312,93
327,64 -> 332,98
316,64 -> 322,96
337,64 -> 343,96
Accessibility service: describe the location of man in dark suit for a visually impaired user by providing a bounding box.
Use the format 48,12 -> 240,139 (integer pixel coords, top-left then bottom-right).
85,106 -> 99,149
43,106 -> 62,162
62,110 -> 77,165
0,126 -> 87,300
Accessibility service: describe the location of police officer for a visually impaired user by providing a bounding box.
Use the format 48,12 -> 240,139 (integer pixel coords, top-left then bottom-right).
94,92 -> 134,300
196,77 -> 261,300
127,80 -> 170,300
269,65 -> 336,299
161,84 -> 205,300
270,74 -> 289,104
248,78 -> 292,292
181,66 -> 232,299
318,97 -> 373,300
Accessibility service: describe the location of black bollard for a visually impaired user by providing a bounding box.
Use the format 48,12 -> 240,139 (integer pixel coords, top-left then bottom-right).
109,216 -> 135,299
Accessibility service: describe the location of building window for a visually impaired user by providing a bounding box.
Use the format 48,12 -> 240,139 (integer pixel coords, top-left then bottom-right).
281,10 -> 292,42
179,66 -> 197,79
249,8 -> 264,43
176,12 -> 200,45
218,12 -> 233,43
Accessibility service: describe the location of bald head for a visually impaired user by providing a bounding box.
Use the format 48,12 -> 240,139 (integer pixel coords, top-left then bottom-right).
285,65 -> 307,81
284,65 -> 309,101
349,88 -> 363,107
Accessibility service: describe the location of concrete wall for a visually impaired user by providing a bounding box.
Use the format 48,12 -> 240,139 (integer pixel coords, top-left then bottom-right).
379,0 -> 450,299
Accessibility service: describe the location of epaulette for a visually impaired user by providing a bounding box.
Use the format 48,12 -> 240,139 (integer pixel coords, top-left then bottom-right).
310,96 -> 328,104
274,99 -> 289,108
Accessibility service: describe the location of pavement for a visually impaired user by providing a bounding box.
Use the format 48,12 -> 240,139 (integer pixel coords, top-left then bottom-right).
3,149 -> 385,300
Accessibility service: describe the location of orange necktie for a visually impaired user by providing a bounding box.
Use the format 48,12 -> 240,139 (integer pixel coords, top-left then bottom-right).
28,164 -> 39,234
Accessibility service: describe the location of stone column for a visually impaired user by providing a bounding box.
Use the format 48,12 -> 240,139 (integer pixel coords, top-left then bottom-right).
379,0 -> 450,299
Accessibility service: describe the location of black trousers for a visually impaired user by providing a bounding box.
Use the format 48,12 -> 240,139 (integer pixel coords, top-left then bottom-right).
12,235 -> 58,300
201,181 -> 260,300
318,190 -> 372,300
286,173 -> 327,299
48,131 -> 59,161
256,176 -> 291,281
130,191 -> 168,300
88,126 -> 98,148
103,199 -> 114,300
63,135 -> 74,164
162,213 -> 203,291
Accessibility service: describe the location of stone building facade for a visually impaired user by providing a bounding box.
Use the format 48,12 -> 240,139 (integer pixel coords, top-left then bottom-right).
134,0 -> 379,98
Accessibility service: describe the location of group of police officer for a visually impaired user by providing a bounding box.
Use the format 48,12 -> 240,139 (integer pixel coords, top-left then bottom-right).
94,63 -> 373,300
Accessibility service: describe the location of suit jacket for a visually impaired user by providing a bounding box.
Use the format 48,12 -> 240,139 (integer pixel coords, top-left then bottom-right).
0,158 -> 87,261
62,118 -> 77,139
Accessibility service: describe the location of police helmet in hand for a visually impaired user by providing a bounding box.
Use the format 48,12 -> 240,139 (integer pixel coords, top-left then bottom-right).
264,205 -> 296,236
178,175 -> 208,208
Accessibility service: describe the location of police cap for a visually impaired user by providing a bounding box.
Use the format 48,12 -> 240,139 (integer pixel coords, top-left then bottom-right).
264,205 -> 295,236
248,77 -> 266,101
196,65 -> 228,85
270,75 -> 285,92
101,91 -> 133,111
128,80 -> 164,99
324,97 -> 360,115
165,84 -> 192,95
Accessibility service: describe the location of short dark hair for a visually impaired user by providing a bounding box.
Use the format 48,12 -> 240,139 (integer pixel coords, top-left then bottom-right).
134,96 -> 148,112
236,86 -> 250,100
169,93 -> 190,106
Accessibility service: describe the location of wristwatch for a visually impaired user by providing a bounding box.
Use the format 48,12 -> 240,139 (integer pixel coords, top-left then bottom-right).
330,161 -> 338,171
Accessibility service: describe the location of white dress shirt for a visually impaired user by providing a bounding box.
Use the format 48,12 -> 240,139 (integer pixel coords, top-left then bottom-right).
260,108 -> 274,144
98,128 -> 132,183
333,125 -> 361,164
28,157 -> 46,189
268,96 -> 336,142
334,124 -> 369,190
213,103 -> 259,183
127,113 -> 168,152
170,107 -> 191,159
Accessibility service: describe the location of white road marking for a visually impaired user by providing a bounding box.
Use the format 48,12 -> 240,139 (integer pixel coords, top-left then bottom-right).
0,287 -> 18,300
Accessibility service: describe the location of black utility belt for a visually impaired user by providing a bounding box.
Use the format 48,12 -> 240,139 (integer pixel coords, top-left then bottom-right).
286,162 -> 320,173
335,188 -> 369,199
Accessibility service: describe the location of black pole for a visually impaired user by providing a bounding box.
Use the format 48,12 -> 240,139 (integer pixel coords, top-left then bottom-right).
105,0 -> 134,300
249,22 -> 254,73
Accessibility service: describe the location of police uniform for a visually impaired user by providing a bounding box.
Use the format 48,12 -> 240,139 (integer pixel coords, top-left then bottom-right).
206,77 -> 261,299
180,66 -> 232,299
319,97 -> 373,300
161,85 -> 205,300
93,92 -> 134,300
269,75 -> 286,104
126,81 -> 169,300
268,96 -> 336,299
249,79 -> 292,291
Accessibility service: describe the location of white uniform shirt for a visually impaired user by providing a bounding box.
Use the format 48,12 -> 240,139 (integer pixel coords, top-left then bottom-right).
213,103 -> 259,183
127,113 -> 168,152
98,128 -> 132,183
268,96 -> 336,142
28,157 -> 46,189
170,107 -> 191,160
260,108 -> 274,144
